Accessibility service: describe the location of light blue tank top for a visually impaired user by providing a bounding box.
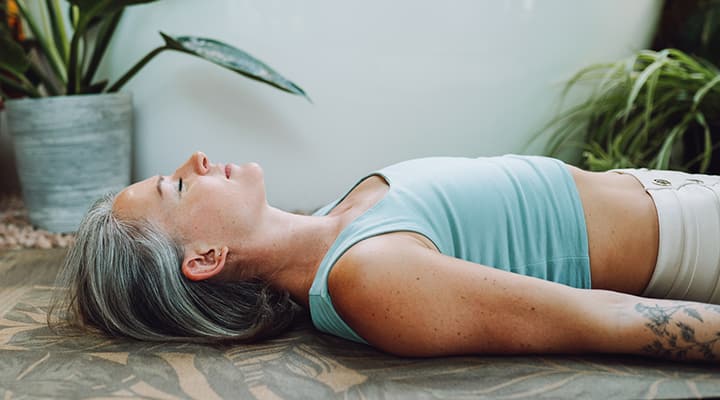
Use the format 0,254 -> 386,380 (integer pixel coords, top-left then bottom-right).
308,155 -> 590,344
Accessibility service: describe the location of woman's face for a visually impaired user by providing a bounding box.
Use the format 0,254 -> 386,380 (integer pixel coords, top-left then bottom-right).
113,151 -> 266,247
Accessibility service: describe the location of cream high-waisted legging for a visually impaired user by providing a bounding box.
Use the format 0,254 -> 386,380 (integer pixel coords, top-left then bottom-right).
611,168 -> 720,304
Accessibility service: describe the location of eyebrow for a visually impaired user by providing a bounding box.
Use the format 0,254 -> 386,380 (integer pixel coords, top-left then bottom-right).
156,175 -> 164,198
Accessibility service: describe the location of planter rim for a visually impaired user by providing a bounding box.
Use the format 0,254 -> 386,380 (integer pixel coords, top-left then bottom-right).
5,91 -> 132,105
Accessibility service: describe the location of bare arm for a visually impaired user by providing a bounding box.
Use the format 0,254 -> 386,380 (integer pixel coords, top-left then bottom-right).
618,299 -> 720,362
328,235 -> 720,362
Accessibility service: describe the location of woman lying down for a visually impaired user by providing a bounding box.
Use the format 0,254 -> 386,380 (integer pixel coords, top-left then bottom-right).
48,151 -> 720,362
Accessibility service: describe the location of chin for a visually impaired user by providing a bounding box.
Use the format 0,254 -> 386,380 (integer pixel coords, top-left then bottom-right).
245,162 -> 263,175
241,162 -> 265,186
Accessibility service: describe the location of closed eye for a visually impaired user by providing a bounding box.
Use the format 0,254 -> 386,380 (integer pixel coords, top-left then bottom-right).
178,178 -> 183,192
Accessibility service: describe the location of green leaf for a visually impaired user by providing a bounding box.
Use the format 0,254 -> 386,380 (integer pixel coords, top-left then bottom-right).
66,0 -> 157,93
0,71 -> 39,97
46,0 -> 70,63
67,0 -> 159,15
65,0 -> 110,94
160,32 -> 309,100
655,113 -> 693,169
69,4 -> 79,29
559,62 -> 615,105
692,74 -> 720,112
695,112 -> 713,172
80,10 -> 124,91
0,35 -> 30,75
529,100 -> 591,157
106,46 -> 165,92
15,0 -> 67,82
624,50 -> 669,122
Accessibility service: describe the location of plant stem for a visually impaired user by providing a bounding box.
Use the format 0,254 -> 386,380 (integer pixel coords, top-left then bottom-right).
15,0 -> 67,84
28,59 -> 61,96
107,46 -> 168,92
0,73 -> 40,97
46,0 -> 70,64
81,9 -> 123,91
15,72 -> 42,97
67,32 -> 79,94
78,36 -> 87,88
66,0 -> 111,94
38,0 -> 53,54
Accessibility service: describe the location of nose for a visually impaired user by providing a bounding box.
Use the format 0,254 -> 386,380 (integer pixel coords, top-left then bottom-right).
176,151 -> 210,176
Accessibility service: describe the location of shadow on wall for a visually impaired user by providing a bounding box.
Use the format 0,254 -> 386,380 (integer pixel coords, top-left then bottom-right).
0,111 -> 21,195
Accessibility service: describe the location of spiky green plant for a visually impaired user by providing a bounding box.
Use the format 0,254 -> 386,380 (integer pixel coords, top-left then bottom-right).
0,0 -> 308,100
537,48 -> 720,172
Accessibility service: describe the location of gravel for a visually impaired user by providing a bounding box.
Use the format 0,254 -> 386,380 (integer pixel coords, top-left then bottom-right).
0,194 -> 76,250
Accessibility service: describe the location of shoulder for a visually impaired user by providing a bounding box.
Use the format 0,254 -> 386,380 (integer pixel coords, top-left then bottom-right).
326,234 -> 437,353
327,234 -> 424,299
328,233 -> 434,294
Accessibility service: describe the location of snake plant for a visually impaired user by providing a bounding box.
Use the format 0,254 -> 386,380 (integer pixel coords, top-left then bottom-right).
0,0 -> 308,100
535,48 -> 720,173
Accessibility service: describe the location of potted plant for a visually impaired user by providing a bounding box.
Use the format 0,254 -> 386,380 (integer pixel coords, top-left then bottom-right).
537,48 -> 720,172
0,0 -> 308,233
535,0 -> 720,173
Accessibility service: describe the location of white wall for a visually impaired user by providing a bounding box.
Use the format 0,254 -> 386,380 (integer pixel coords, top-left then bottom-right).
100,0 -> 663,211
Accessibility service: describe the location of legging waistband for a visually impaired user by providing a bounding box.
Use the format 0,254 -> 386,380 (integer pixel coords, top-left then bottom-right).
610,168 -> 720,304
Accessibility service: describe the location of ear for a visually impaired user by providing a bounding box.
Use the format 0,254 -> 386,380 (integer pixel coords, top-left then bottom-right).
181,246 -> 229,282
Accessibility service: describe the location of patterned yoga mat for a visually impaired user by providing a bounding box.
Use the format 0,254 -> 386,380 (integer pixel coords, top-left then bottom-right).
1,248 -> 720,399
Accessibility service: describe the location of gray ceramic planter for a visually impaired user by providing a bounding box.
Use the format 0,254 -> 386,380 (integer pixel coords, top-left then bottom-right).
6,92 -> 132,233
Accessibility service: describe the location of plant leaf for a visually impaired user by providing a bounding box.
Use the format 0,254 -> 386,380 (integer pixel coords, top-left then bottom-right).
160,32 -> 309,100
695,112 -> 713,172
0,34 -> 29,75
85,79 -> 108,94
14,0 -> 67,82
624,50 -> 669,122
67,0 -> 159,15
656,113 -> 693,169
46,0 -> 69,63
81,9 -> 124,91
692,74 -> 720,111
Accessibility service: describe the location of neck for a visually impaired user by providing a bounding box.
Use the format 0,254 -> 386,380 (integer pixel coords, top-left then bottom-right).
225,206 -> 343,308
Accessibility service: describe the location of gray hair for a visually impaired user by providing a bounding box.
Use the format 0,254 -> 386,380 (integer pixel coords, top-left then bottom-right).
47,192 -> 299,343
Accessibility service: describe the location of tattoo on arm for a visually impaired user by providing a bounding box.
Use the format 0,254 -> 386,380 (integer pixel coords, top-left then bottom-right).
635,302 -> 720,361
